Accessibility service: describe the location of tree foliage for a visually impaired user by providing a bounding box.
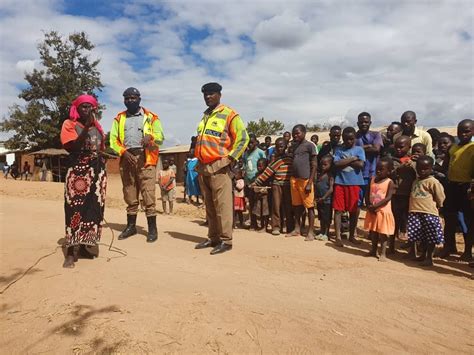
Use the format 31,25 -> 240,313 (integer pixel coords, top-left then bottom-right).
305,123 -> 332,132
246,117 -> 285,137
305,120 -> 347,132
0,31 -> 103,150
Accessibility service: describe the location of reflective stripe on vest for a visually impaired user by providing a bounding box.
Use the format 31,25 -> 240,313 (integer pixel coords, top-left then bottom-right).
116,111 -> 159,166
215,113 -> 227,119
195,106 -> 236,164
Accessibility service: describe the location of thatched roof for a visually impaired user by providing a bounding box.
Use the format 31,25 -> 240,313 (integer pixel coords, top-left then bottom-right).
26,148 -> 118,159
28,148 -> 69,156
160,145 -> 190,154
0,149 -> 22,156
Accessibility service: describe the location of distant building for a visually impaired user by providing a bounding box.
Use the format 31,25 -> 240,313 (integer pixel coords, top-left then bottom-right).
159,144 -> 191,184
0,142 -> 15,163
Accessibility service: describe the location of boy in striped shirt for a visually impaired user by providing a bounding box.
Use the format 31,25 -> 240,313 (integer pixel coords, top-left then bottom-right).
252,138 -> 294,235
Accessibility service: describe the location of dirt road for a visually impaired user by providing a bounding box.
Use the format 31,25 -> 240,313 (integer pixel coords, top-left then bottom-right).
0,178 -> 472,354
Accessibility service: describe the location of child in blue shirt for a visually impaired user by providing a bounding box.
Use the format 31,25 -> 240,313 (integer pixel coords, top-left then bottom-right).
315,155 -> 334,241
333,127 -> 366,247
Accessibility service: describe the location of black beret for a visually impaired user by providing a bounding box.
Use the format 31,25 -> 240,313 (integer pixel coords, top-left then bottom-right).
201,82 -> 222,93
123,87 -> 141,97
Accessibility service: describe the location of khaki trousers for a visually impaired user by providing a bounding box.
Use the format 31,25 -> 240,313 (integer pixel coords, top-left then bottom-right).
271,184 -> 294,232
199,167 -> 233,245
119,154 -> 157,217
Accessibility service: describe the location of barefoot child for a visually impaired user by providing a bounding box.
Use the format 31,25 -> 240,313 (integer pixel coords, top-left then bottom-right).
391,136 -> 416,252
440,119 -> 474,260
287,125 -> 317,241
233,169 -> 245,228
252,158 -> 270,232
433,133 -> 455,186
407,156 -> 445,266
158,159 -> 176,214
364,158 -> 395,261
315,155 -> 334,241
333,127 -> 366,247
185,151 -> 201,204
253,137 -> 294,235
243,134 -> 266,230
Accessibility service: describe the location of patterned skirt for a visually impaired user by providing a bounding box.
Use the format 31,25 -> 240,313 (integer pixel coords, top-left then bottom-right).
407,212 -> 444,245
64,153 -> 107,247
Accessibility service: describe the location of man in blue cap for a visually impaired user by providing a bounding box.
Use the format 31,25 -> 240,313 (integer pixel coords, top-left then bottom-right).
110,87 -> 165,243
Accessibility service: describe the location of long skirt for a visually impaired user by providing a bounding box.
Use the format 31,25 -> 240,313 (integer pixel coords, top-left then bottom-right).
64,153 -> 107,247
185,159 -> 201,197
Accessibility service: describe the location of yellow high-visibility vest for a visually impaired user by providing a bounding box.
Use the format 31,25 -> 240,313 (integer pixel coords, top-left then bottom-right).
195,104 -> 249,164
110,107 -> 164,167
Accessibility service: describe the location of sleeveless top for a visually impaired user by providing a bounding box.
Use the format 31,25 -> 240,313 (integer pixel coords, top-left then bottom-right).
368,177 -> 392,212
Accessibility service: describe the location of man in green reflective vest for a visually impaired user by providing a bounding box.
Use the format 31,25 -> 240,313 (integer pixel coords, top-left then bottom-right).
110,87 -> 164,243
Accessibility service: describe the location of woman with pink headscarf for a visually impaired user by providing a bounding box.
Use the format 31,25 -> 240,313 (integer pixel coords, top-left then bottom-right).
60,94 -> 107,268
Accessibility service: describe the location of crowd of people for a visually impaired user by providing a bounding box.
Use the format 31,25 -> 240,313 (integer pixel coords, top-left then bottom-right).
57,82 -> 473,267
2,159 -> 50,181
2,161 -> 31,180
215,113 -> 473,267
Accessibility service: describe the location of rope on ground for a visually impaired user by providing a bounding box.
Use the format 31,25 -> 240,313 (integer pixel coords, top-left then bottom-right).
0,247 -> 60,295
101,217 -> 128,260
0,218 -> 127,295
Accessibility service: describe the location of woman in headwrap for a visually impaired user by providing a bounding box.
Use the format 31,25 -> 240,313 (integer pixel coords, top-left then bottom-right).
60,94 -> 107,268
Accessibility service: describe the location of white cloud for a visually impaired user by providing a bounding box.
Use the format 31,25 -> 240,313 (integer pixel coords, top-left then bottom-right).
0,0 -> 472,147
254,12 -> 311,49
191,35 -> 246,63
15,59 -> 37,73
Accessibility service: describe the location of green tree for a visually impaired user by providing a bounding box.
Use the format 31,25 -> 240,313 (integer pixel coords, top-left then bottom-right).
305,120 -> 346,132
0,31 -> 103,150
305,123 -> 324,132
306,122 -> 337,132
246,117 -> 285,136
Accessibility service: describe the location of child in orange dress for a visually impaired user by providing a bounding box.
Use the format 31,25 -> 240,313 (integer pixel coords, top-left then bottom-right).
364,157 -> 395,261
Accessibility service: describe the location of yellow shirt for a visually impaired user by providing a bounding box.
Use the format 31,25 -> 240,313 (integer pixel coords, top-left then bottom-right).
448,142 -> 474,183
394,127 -> 433,156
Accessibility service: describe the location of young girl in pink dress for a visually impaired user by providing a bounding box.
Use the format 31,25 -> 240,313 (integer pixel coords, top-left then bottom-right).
364,157 -> 395,261
233,169 -> 246,229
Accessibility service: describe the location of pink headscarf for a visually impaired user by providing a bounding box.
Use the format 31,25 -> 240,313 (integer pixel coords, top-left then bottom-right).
69,94 -> 104,136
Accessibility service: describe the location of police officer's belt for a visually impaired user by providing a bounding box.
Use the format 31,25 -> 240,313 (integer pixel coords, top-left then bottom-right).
127,148 -> 145,156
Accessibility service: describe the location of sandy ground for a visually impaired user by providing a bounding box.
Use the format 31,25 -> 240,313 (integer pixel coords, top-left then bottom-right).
0,176 -> 473,354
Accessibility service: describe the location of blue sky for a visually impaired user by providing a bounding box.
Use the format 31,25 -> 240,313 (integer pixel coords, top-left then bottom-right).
0,0 -> 472,147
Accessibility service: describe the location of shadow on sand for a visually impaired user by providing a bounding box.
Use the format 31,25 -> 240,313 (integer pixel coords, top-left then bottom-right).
324,238 -> 473,279
165,231 -> 207,244
24,304 -> 125,352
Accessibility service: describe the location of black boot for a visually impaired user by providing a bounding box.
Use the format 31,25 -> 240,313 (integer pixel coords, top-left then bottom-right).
118,214 -> 137,240
146,215 -> 158,243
